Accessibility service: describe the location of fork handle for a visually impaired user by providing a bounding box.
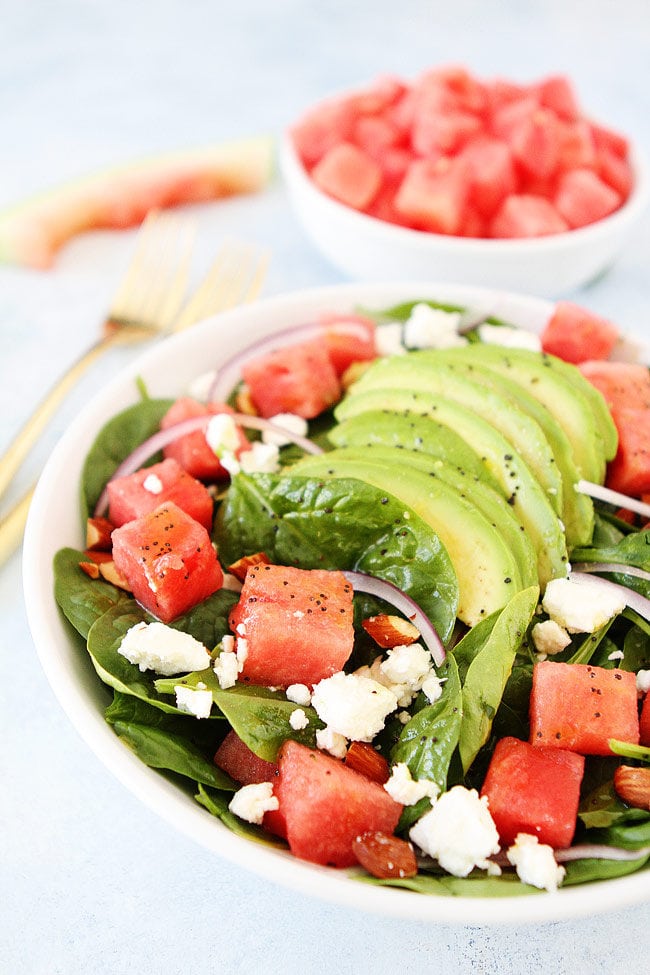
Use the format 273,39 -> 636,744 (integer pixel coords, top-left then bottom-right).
0,484 -> 34,567
0,331 -> 120,502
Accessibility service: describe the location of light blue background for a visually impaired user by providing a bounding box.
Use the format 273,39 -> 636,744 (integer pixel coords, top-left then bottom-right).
2,2 -> 650,973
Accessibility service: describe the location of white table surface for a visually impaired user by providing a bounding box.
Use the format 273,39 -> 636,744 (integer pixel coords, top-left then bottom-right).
2,2 -> 650,972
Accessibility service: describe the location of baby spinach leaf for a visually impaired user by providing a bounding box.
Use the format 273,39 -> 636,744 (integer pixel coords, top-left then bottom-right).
54,547 -> 133,639
562,853 -> 650,886
105,691 -> 223,747
359,871 -> 540,897
458,586 -> 539,774
449,610 -> 500,683
81,396 -> 174,517
110,719 -> 233,789
195,785 -> 286,847
579,779 -> 650,849
391,657 -> 462,830
572,528 -> 650,571
169,589 -> 239,649
566,618 -> 615,665
214,472 -> 459,644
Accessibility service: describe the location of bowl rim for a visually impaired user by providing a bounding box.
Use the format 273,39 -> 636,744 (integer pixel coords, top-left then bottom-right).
23,280 -> 650,926
280,128 -> 650,255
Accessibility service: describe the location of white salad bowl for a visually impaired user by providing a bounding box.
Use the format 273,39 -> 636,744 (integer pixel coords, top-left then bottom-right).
280,134 -> 649,298
23,281 -> 649,926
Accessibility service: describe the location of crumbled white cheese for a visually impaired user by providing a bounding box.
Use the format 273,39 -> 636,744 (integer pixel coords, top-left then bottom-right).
262,412 -> 309,447
421,673 -> 445,704
236,623 -> 247,637
403,303 -> 466,350
286,683 -> 312,706
205,413 -> 241,456
409,786 -> 500,877
118,621 -> 210,675
477,323 -> 542,351
174,683 -> 213,719
384,763 -> 439,806
608,649 -> 625,662
239,441 -> 280,474
531,618 -> 572,655
311,671 -> 398,741
637,669 -> 650,694
235,637 -> 248,669
213,650 -> 239,689
228,782 -> 279,825
221,634 -> 235,654
506,833 -> 565,892
397,710 -> 411,725
541,576 -> 627,633
379,642 -> 433,691
315,726 -> 348,759
375,322 -> 406,357
219,451 -> 241,477
289,708 -> 309,731
142,473 -> 164,495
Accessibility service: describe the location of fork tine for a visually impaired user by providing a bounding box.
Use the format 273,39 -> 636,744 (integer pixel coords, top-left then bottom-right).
172,242 -> 269,332
108,209 -> 197,332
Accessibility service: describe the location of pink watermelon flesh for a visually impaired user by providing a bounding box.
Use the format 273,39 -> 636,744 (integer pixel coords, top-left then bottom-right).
107,457 -> 214,530
242,339 -> 341,419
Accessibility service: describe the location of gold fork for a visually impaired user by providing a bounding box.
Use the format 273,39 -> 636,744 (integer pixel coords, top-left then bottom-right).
0,229 -> 268,566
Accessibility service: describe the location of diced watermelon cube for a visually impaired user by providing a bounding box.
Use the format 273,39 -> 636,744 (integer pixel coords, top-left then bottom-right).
489,194 -> 568,238
556,120 -> 597,173
415,65 -> 488,116
394,157 -> 470,234
318,313 -> 377,376
597,147 -> 634,201
161,398 -> 249,482
311,142 -> 383,210
507,108 -> 561,179
480,736 -> 585,848
578,360 -> 650,413
489,96 -> 539,141
275,740 -> 403,866
535,75 -> 580,121
590,122 -> 629,159
605,406 -> 650,496
640,694 -> 650,747
242,339 -> 341,419
458,136 -> 516,216
214,730 -> 286,836
107,457 -> 214,530
291,101 -> 356,169
352,115 -> 404,159
229,563 -> 354,688
541,301 -> 620,364
554,168 -> 622,228
111,501 -> 223,623
346,75 -> 406,116
530,661 -> 640,756
411,107 -> 483,157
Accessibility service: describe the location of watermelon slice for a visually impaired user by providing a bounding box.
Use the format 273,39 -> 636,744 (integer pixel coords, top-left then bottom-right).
0,136 -> 274,269
541,302 -> 620,364
640,694 -> 650,747
107,457 -> 214,530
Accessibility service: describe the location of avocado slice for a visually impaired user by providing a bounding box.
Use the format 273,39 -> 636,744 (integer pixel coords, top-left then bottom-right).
290,453 -> 525,626
334,388 -> 568,586
436,345 -> 613,483
411,352 -> 595,548
316,444 -> 539,588
349,354 -> 564,516
328,410 -> 501,491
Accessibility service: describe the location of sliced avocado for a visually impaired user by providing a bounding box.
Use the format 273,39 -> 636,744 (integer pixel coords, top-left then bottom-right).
411,352 -> 595,548
349,354 -> 564,516
290,454 -> 525,626
318,444 -> 538,588
334,388 -> 568,586
328,410 -> 501,491
436,344 -> 611,483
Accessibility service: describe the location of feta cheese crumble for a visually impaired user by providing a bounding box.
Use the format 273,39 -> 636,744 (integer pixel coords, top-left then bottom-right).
228,782 -> 279,825
375,322 -> 406,357
476,323 -> 542,352
286,683 -> 312,706
238,441 -> 280,474
311,671 -> 398,741
205,413 -> 241,456
262,413 -> 309,447
384,763 -> 439,806
531,618 -> 572,656
541,576 -> 627,633
637,669 -> 650,694
506,833 -> 565,892
403,303 -> 466,350
142,473 -> 164,494
315,726 -> 348,759
409,786 -> 500,877
289,708 -> 309,731
213,650 -> 239,690
118,621 -> 210,675
174,683 -> 213,719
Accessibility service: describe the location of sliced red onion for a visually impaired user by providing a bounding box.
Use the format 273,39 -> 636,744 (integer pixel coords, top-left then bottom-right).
93,412 -> 323,517
576,479 -> 650,519
569,570 -> 650,622
572,561 -> 650,582
207,319 -> 373,402
488,843 -> 650,868
342,569 -> 446,667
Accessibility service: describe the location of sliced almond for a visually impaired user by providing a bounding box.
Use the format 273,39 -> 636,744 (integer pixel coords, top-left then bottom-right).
227,551 -> 271,583
362,613 -> 421,648
613,765 -> 650,810
341,360 -> 373,390
98,560 -> 132,592
79,560 -> 101,580
235,386 -> 258,416
352,831 -> 418,880
344,741 -> 390,784
86,516 -> 114,551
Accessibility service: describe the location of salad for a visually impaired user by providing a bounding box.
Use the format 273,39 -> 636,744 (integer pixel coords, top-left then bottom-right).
53,295 -> 650,897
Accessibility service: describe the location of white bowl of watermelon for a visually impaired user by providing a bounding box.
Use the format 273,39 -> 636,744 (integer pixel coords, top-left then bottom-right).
281,67 -> 648,296
23,280 -> 650,925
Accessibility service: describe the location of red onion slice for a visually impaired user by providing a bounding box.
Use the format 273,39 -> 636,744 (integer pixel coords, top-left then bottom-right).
93,412 -> 323,517
572,561 -> 650,582
342,569 -> 446,667
576,479 -> 650,519
206,319 -> 373,402
569,570 -> 650,621
487,843 -> 650,869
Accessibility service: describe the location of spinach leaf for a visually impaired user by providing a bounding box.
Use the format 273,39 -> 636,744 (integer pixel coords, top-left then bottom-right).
81,396 -> 174,517
450,610 -> 500,683
579,779 -> 650,849
572,529 -> 650,572
562,854 -> 650,886
169,589 -> 239,649
359,871 -> 540,897
54,547 -> 133,639
458,586 -> 539,774
390,657 -> 462,830
566,618 -> 615,665
214,472 -> 459,644
196,785 -> 286,847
